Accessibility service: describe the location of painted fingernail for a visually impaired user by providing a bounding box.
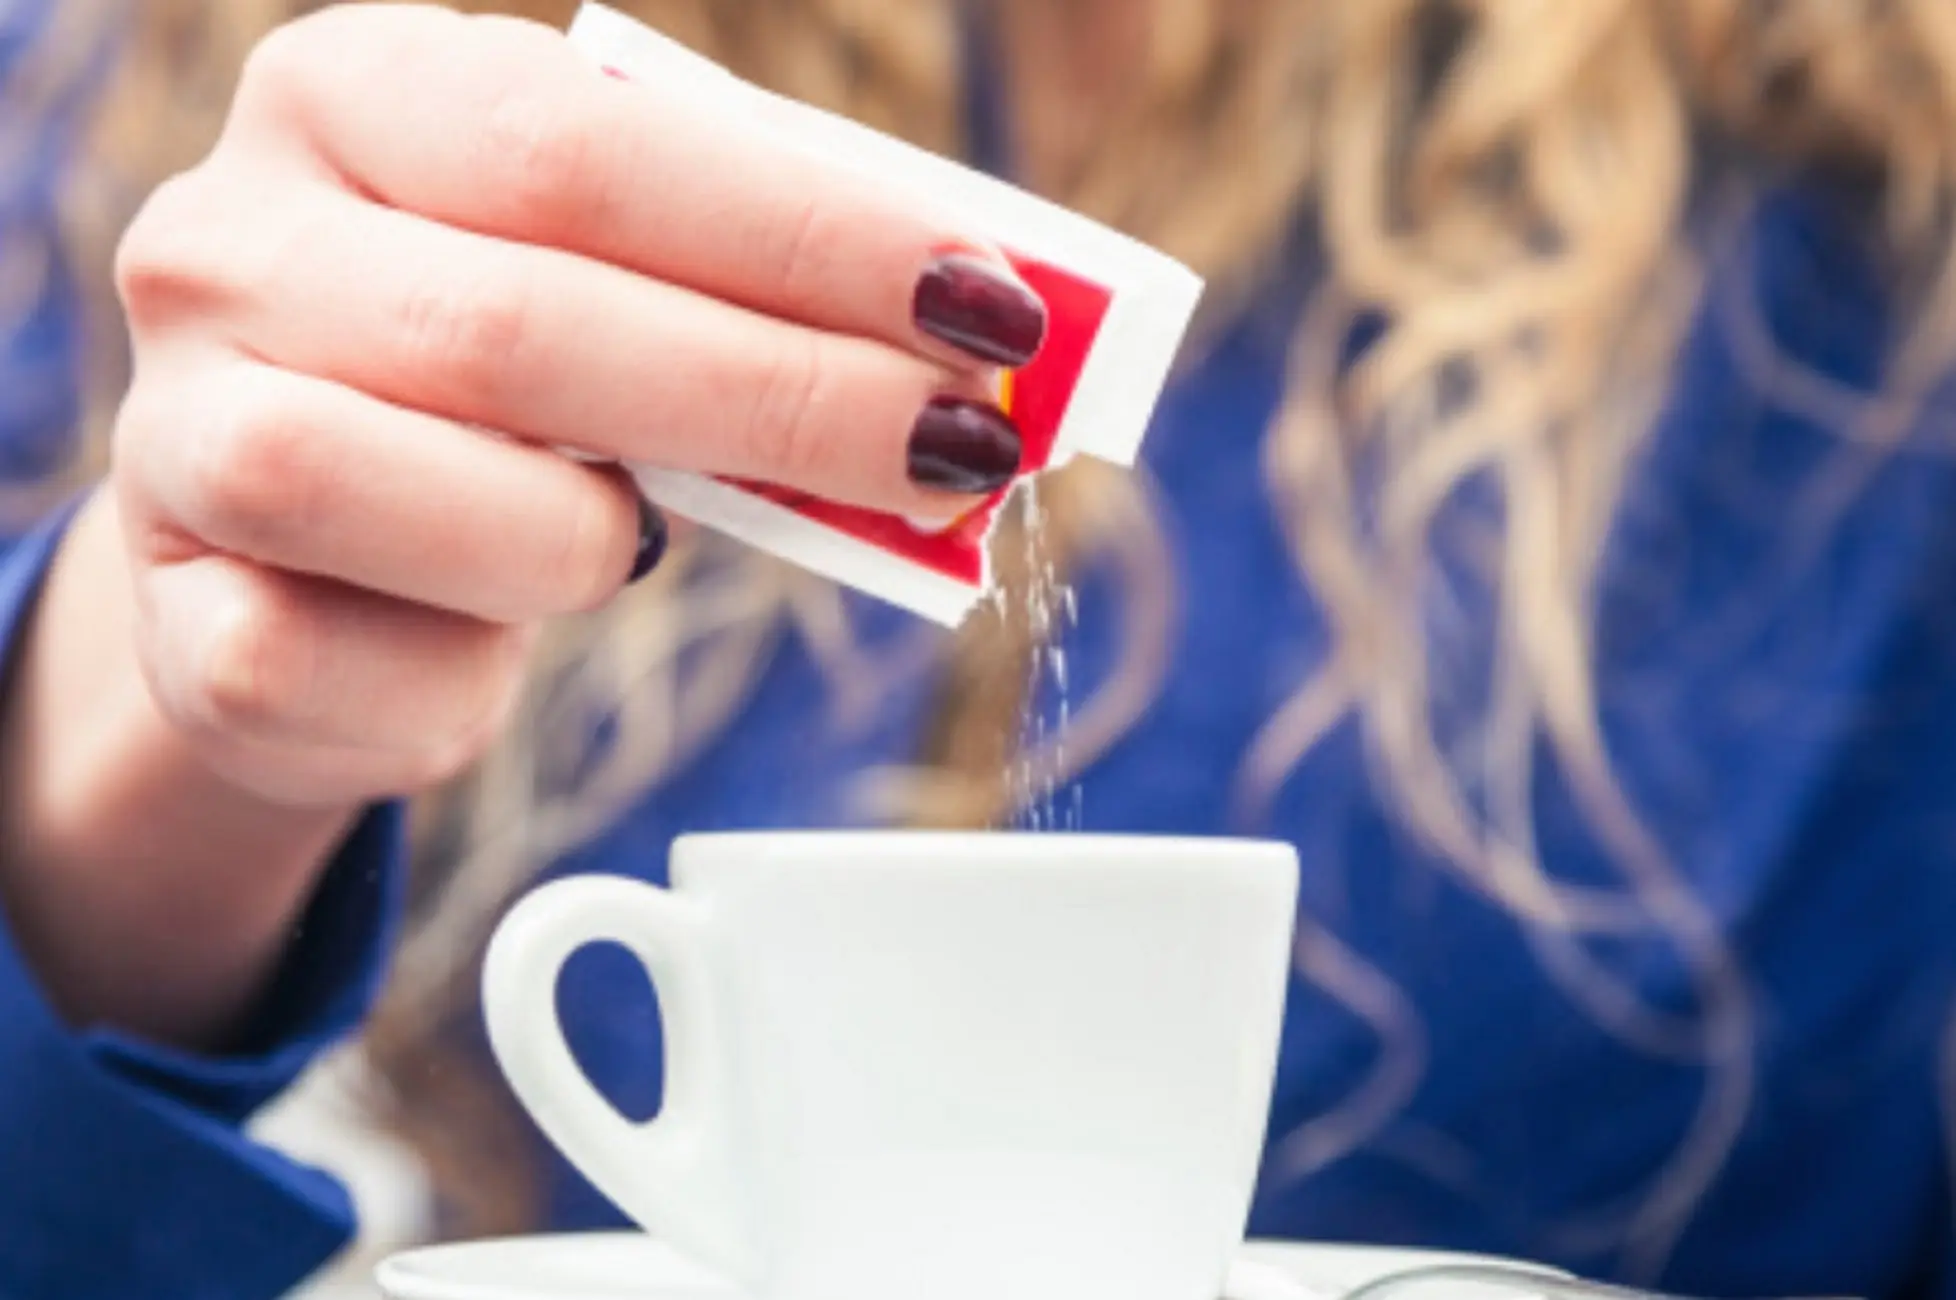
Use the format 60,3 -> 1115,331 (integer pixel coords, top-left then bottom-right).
628,496 -> 669,583
904,511 -> 963,534
907,397 -> 1023,494
913,253 -> 1047,367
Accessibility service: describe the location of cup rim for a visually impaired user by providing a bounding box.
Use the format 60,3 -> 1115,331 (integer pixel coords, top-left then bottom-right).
671,830 -> 1298,873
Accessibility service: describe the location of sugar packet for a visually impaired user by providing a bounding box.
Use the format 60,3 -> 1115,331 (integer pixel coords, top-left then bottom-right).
564,4 -> 1203,625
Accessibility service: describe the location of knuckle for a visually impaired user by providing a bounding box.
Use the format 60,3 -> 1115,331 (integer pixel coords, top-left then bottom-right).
187,582 -> 308,735
757,193 -> 838,312
115,171 -> 225,326
740,332 -> 833,483
478,84 -> 606,240
233,12 -> 348,124
235,6 -> 409,121
234,19 -> 312,111
118,165 -> 312,336
187,375 -> 324,549
395,252 -> 537,406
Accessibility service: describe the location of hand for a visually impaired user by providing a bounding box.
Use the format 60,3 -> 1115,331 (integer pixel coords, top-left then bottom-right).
110,2 -> 1044,809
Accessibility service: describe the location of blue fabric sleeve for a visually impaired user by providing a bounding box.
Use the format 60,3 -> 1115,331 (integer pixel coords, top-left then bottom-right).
0,501 -> 411,1298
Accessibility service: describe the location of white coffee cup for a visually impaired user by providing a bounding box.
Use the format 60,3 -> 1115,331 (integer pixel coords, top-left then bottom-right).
482,832 -> 1299,1300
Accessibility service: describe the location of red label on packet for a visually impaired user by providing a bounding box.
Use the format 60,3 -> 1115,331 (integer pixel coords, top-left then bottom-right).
728,257 -> 1113,586
572,4 -> 1201,625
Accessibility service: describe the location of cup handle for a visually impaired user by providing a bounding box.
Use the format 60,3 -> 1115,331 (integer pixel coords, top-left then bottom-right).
482,874 -> 745,1275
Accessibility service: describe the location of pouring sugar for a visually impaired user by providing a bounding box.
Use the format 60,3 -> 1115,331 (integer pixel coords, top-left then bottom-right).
566,3 -> 1202,627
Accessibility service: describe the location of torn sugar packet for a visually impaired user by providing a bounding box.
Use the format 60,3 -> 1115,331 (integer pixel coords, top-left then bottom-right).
564,4 -> 1204,626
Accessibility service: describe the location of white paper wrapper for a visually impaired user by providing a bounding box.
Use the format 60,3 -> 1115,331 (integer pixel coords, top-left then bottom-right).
565,4 -> 1204,624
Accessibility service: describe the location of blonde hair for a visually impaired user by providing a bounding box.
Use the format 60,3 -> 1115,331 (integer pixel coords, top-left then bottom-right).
61,0 -> 1956,1274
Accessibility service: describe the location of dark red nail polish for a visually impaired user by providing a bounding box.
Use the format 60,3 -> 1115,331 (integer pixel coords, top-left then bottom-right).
907,397 -> 1023,494
628,496 -> 669,583
913,253 -> 1048,368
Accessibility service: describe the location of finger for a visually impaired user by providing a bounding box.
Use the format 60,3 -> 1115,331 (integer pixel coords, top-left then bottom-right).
119,356 -> 650,622
186,191 -> 1022,515
170,726 -> 495,810
234,6 -> 1047,370
136,549 -> 530,764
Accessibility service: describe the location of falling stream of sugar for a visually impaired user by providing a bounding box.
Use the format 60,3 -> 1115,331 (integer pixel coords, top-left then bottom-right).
1002,479 -> 1082,831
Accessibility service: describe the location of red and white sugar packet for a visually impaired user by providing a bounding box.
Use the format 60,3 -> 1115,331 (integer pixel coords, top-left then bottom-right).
565,4 -> 1204,626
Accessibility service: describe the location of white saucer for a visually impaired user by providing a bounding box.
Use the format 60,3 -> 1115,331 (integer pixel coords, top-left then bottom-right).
375,1233 -> 1566,1300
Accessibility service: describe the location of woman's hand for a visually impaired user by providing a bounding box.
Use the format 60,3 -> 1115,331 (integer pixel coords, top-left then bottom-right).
0,2 -> 1043,1046
113,2 -> 1041,808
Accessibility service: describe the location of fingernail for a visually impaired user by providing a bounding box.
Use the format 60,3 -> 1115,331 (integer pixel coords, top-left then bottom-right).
904,511 -> 963,535
907,397 -> 1023,494
913,253 -> 1047,367
628,497 -> 669,583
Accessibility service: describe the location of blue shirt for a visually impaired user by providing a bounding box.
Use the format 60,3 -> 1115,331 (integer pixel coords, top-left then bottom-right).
3,62 -> 1956,1300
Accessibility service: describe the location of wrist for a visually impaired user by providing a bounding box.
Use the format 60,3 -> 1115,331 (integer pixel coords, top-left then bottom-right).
0,488 -> 361,1049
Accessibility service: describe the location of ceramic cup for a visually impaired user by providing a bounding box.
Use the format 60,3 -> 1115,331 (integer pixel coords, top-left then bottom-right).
482,832 -> 1299,1300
